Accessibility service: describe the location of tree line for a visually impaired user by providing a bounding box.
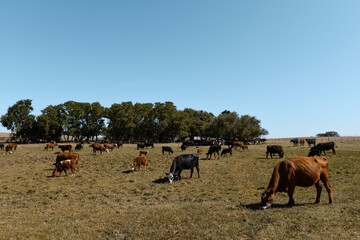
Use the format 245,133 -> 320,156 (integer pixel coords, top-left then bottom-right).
1,99 -> 268,143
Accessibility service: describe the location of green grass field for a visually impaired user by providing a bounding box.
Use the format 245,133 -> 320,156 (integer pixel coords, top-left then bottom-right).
0,140 -> 359,239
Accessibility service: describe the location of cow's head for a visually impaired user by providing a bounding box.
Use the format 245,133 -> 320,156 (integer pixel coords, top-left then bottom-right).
279,152 -> 284,158
260,188 -> 275,209
167,172 -> 174,183
130,164 -> 135,171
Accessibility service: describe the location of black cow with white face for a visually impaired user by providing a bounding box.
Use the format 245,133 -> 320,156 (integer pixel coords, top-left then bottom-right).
166,154 -> 200,183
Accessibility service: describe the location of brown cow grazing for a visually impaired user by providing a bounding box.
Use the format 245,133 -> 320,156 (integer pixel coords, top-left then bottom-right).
44,143 -> 57,150
266,145 -> 284,159
89,143 -> 108,155
233,141 -> 244,149
5,143 -> 17,152
240,145 -> 248,150
260,156 -> 333,209
53,152 -> 80,177
139,150 -> 149,156
131,156 -> 149,171
104,143 -> 115,151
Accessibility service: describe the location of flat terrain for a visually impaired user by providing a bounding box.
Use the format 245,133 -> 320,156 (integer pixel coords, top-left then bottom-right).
0,140 -> 359,239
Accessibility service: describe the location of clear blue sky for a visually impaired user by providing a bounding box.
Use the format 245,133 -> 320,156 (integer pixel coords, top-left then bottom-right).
1,1 -> 359,138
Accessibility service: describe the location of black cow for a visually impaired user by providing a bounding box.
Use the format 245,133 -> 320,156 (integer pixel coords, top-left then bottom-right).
182,141 -> 195,147
290,138 -> 299,146
144,142 -> 154,148
220,148 -> 232,157
308,148 -> 321,157
0,144 -> 4,151
162,146 -> 174,155
206,145 -> 221,159
266,145 -> 284,159
309,142 -> 336,156
58,145 -> 72,152
166,154 -> 200,183
306,138 -> 316,147
180,144 -> 188,151
137,143 -> 145,150
75,143 -> 83,151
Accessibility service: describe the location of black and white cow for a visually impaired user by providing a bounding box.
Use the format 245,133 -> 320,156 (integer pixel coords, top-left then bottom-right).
206,145 -> 221,159
166,154 -> 200,183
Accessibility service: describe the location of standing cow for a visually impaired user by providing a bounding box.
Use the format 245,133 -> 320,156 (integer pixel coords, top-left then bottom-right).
266,145 -> 284,159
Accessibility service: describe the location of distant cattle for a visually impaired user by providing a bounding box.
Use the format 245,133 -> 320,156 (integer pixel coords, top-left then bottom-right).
309,142 -> 336,156
300,138 -> 305,146
89,143 -> 108,155
182,141 -> 195,147
58,145 -> 72,152
206,145 -> 221,159
239,145 -> 248,150
162,146 -> 174,155
104,143 -> 115,151
144,143 -> 154,148
233,141 -> 244,148
53,152 -> 80,177
131,156 -> 149,171
306,138 -> 316,147
181,144 -> 188,151
266,145 -> 284,159
44,143 -> 57,150
5,143 -> 17,152
0,144 -> 4,151
166,154 -> 200,183
290,138 -> 299,146
220,148 -> 232,157
137,143 -> 145,150
139,150 -> 149,156
260,156 -> 333,209
75,143 -> 83,151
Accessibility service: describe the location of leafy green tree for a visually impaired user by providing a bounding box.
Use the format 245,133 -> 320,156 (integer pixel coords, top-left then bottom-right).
1,99 -> 36,142
36,104 -> 64,141
316,131 -> 340,137
181,108 -> 214,140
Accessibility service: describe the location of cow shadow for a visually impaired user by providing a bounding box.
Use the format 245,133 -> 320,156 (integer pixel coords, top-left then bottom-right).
152,177 -> 169,184
122,170 -> 133,174
242,202 -> 313,211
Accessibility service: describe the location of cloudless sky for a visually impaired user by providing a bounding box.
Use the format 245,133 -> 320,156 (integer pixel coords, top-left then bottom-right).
1,0 -> 359,138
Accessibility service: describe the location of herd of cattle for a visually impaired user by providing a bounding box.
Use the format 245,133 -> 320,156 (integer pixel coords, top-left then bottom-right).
0,138 -> 337,209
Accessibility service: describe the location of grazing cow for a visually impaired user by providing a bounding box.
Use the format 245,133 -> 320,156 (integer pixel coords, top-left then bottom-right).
306,138 -> 316,147
131,156 -> 149,171
166,154 -> 200,183
44,143 -> 57,150
139,150 -> 149,156
162,146 -> 174,155
104,143 -> 115,151
300,138 -> 305,146
0,144 -> 4,151
266,145 -> 284,159
2,151 -> 12,155
206,145 -> 221,159
53,152 -> 80,177
221,148 -> 232,157
290,138 -> 299,146
308,148 -> 321,157
89,143 -> 107,155
5,143 -> 17,152
240,145 -> 249,150
233,141 -> 244,148
196,148 -> 203,156
180,144 -> 188,151
309,142 -> 336,156
260,156 -> 333,209
137,143 -> 145,150
144,142 -> 154,148
75,143 -> 83,151
58,145 -> 72,152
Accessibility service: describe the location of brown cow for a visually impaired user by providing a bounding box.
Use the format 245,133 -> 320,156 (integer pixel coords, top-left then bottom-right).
44,143 -> 57,150
196,148 -> 203,156
53,152 -> 80,177
260,156 -> 333,209
300,138 -> 305,146
233,141 -> 244,148
104,143 -> 115,151
139,150 -> 149,156
240,145 -> 248,150
89,143 -> 108,155
5,143 -> 17,152
131,156 -> 149,171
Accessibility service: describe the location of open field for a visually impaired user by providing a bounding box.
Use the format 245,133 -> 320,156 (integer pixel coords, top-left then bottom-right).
0,140 -> 359,239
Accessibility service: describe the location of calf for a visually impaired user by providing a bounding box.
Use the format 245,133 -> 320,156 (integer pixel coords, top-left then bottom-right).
44,143 -> 57,150
53,152 -> 79,177
166,154 -> 200,183
196,148 -> 203,156
162,146 -> 174,155
58,145 -> 72,152
206,145 -> 221,159
104,143 -> 115,151
5,143 -> 17,152
221,147 -> 232,157
75,143 -> 83,151
139,150 -> 149,156
266,145 -> 284,159
240,145 -> 248,150
131,156 -> 149,171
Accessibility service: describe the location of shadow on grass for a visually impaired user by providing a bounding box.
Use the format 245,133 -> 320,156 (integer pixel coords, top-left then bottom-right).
122,170 -> 133,174
242,202 -> 314,211
152,177 -> 169,184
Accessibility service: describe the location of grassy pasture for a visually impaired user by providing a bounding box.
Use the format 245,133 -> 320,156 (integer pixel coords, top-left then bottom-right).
0,140 -> 359,239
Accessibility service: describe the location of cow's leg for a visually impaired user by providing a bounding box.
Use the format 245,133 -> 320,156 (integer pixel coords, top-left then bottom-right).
178,170 -> 182,180
266,151 -> 269,159
314,180 -> 322,203
332,148 -> 336,155
190,167 -> 193,178
287,183 -> 296,206
196,165 -> 200,178
321,174 -> 333,204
